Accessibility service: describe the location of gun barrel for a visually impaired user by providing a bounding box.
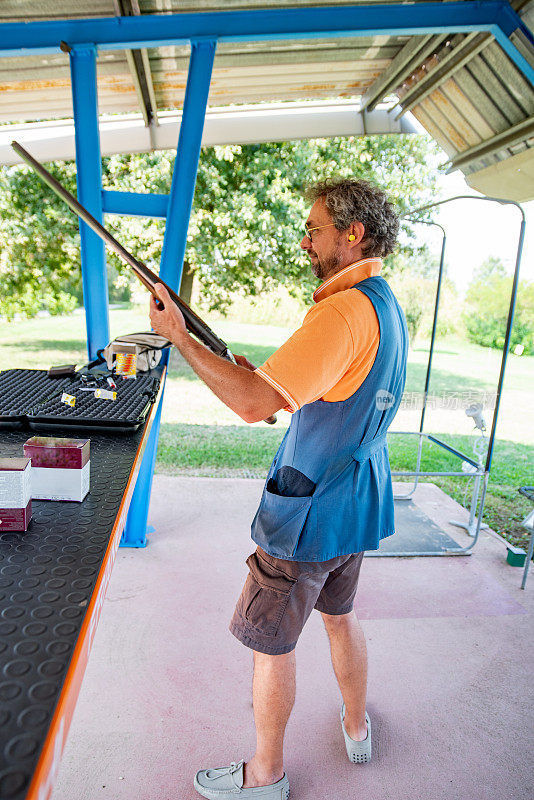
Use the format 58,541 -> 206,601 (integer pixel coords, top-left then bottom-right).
11,140 -> 228,357
11,140 -> 278,425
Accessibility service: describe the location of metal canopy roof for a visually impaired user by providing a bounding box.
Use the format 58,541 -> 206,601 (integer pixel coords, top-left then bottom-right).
0,1 -> 533,200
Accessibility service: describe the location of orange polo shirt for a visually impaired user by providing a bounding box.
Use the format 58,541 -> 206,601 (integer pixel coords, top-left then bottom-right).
255,258 -> 382,412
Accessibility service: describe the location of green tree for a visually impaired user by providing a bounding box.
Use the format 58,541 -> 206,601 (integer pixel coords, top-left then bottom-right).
188,136 -> 441,310
464,257 -> 534,353
0,161 -> 80,319
105,135 -> 441,311
0,134 -> 442,319
472,255 -> 507,283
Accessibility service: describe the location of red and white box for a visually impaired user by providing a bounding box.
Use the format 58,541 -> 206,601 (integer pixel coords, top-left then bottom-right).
23,436 -> 90,502
0,457 -> 32,531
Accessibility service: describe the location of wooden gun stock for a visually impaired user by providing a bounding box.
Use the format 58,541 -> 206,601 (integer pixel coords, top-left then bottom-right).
11,140 -> 277,425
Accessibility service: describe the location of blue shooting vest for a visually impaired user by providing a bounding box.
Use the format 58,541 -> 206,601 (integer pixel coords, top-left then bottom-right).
251,276 -> 408,561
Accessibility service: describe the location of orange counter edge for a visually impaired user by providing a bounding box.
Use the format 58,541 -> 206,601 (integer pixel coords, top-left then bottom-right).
24,367 -> 166,800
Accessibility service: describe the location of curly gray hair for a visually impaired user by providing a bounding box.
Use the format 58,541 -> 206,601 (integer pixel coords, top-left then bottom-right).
305,178 -> 399,258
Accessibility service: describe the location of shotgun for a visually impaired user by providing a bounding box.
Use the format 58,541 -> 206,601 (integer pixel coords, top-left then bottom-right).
11,140 -> 277,425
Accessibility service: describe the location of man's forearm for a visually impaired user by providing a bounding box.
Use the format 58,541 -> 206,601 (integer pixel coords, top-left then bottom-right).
172,330 -> 278,422
148,283 -> 284,422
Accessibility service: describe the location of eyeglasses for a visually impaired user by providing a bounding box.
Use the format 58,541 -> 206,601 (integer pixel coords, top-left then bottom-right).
303,222 -> 336,242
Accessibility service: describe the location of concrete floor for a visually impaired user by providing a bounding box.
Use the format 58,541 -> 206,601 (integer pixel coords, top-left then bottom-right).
51,477 -> 534,800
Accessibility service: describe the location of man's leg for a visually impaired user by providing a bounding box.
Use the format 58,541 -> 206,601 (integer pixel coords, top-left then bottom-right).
243,650 -> 296,788
321,610 -> 368,741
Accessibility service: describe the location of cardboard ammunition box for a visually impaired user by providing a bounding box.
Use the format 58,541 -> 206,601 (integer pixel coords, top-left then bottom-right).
109,341 -> 137,378
0,457 -> 32,531
23,436 -> 90,502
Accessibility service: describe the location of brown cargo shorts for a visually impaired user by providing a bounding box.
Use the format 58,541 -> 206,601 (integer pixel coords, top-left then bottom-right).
229,546 -> 364,655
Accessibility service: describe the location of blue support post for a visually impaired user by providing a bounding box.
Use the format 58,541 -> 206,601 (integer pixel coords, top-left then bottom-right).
159,39 -> 217,288
119,380 -> 165,548
120,38 -> 216,547
69,46 -> 110,361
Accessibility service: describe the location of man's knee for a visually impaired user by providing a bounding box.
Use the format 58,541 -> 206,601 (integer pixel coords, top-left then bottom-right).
253,649 -> 296,665
320,609 -> 355,632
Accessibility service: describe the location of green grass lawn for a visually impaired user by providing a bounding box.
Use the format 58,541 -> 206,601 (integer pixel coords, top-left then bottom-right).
1,307 -> 533,550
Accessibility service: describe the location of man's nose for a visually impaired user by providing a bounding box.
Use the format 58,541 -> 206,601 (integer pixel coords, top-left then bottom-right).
300,235 -> 311,250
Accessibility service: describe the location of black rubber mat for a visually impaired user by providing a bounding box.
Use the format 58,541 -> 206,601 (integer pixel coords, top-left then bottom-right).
370,499 -> 462,555
0,369 -> 161,433
0,427 -> 147,800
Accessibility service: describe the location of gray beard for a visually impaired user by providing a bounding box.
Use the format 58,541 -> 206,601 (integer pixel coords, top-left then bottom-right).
311,247 -> 344,281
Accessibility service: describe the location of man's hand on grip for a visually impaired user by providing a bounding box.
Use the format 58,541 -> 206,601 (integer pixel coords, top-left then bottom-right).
150,283 -> 186,342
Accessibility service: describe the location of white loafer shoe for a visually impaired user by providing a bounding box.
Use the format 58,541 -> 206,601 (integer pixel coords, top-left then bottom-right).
194,759 -> 290,799
340,703 -> 372,763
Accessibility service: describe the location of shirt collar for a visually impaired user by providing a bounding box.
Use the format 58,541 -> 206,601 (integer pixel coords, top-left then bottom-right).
313,258 -> 383,303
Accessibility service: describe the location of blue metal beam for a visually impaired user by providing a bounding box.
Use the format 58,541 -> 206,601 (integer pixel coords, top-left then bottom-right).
69,46 -> 109,361
493,32 -> 534,86
492,3 -> 534,86
121,40 -> 216,547
0,3 -> 530,57
102,189 -> 169,218
159,39 -> 217,289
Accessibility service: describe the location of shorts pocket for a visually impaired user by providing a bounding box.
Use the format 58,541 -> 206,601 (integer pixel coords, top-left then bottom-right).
252,489 -> 313,558
238,551 -> 297,637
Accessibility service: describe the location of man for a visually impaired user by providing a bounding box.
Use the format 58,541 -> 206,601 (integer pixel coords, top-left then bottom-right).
150,178 -> 408,800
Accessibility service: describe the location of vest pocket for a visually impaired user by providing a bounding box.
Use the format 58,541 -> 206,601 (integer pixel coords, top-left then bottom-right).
252,489 -> 313,558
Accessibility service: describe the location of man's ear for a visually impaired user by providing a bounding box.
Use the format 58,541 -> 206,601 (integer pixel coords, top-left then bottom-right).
348,221 -> 365,245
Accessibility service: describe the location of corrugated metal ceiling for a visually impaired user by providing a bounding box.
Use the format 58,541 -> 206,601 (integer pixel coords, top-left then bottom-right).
0,0 -> 533,198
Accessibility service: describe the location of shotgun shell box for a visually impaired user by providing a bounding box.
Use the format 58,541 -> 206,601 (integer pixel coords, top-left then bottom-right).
114,344 -> 137,379
23,436 -> 90,502
0,457 -> 32,531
